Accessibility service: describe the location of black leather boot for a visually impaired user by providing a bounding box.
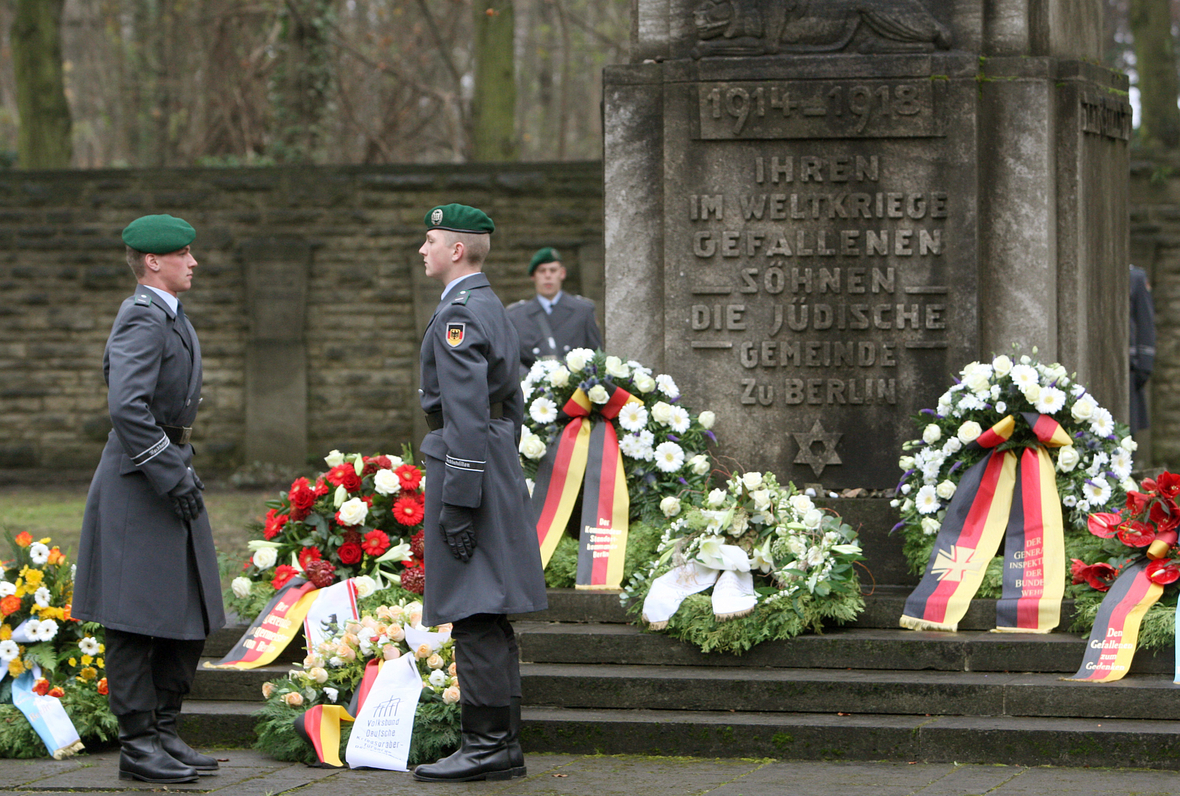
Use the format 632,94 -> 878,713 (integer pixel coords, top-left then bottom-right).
413,704 -> 514,782
117,711 -> 199,783
156,690 -> 219,775
507,697 -> 526,778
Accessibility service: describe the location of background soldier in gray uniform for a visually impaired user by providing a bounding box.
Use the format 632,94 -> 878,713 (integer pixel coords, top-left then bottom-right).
1130,263 -> 1155,436
74,215 -> 225,784
506,246 -> 602,369
413,204 -> 548,783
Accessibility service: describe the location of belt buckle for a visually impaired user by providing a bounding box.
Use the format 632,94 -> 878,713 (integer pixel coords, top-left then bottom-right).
179,427 -> 192,445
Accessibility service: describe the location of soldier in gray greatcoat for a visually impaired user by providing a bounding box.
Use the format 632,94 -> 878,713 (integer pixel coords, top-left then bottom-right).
412,204 -> 548,783
1130,264 -> 1155,435
506,247 -> 602,370
74,215 -> 225,784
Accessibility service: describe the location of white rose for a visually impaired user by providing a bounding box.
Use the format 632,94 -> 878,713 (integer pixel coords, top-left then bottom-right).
634,374 -> 656,393
802,509 -> 823,530
707,488 -> 727,507
587,384 -> 610,404
252,547 -> 278,569
992,355 -> 1013,376
651,401 -> 675,425
935,480 -> 956,500
660,496 -> 682,517
921,517 -> 941,535
789,494 -> 814,513
922,424 -> 941,444
604,356 -> 630,379
1120,436 -> 1138,452
520,433 -> 547,461
1121,477 -> 1139,493
956,421 -> 982,444
374,469 -> 401,496
324,449 -> 345,467
742,471 -> 763,490
548,366 -> 570,388
751,489 -> 772,512
1056,447 -> 1080,473
689,454 -> 710,475
231,577 -> 252,599
565,349 -> 591,372
1070,395 -> 1098,421
338,497 -> 369,526
899,456 -> 916,471
308,667 -> 329,684
1022,383 -> 1041,403
697,410 -> 715,430
965,371 -> 990,393
353,575 -> 377,597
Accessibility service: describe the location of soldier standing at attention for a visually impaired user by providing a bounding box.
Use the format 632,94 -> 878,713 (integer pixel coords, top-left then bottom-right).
412,204 -> 548,783
506,246 -> 602,370
74,215 -> 225,784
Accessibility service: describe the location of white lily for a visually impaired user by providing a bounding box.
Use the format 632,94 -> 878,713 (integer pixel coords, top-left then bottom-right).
696,537 -> 751,572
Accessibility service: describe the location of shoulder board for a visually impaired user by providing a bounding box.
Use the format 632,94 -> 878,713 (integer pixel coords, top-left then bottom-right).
451,289 -> 471,306
134,293 -> 153,307
507,299 -> 528,309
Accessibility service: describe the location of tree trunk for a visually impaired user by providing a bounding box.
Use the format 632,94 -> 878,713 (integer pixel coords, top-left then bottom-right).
11,0 -> 72,169
1130,0 -> 1180,148
472,0 -> 517,161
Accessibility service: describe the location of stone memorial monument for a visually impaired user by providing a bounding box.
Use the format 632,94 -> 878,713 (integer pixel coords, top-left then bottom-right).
604,0 -> 1131,489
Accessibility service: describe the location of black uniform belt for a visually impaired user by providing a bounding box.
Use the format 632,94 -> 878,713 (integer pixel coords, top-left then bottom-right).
159,424 -> 193,445
426,403 -> 504,431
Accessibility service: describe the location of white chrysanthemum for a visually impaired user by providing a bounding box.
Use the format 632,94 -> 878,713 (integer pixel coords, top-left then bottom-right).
0,639 -> 19,663
1034,386 -> 1066,415
34,586 -> 51,608
231,576 -> 252,599
655,374 -> 680,399
374,468 -> 401,496
1086,451 -> 1109,478
617,402 -> 648,432
915,485 -> 940,514
637,429 -> 655,447
654,441 -> 685,472
1056,446 -> 1080,473
34,619 -> 58,642
529,397 -> 558,424
1082,477 -> 1112,505
922,424 -> 942,444
252,547 -> 278,569
1009,363 -> 1038,391
29,543 -> 49,566
79,636 -> 100,656
668,406 -> 691,433
920,458 -> 944,483
619,434 -> 650,460
921,517 -> 941,535
1090,408 -> 1115,437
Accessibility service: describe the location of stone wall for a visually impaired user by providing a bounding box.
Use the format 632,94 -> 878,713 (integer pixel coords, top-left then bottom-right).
0,163 -> 604,471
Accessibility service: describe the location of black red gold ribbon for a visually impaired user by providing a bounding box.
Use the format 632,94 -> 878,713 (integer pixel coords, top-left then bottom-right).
1067,559 -> 1163,682
295,659 -> 382,767
530,384 -> 638,589
208,578 -> 320,669
901,413 -> 1069,633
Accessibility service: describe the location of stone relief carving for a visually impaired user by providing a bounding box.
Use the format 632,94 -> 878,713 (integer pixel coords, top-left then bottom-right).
691,0 -> 953,58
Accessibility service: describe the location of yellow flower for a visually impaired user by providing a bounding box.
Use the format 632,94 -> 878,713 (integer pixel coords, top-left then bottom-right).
8,658 -> 25,677
81,654 -> 93,666
0,625 -> 10,641
79,667 -> 97,681
21,568 -> 44,588
15,583 -> 27,598
36,537 -> 49,546
68,657 -> 77,667
96,657 -> 104,669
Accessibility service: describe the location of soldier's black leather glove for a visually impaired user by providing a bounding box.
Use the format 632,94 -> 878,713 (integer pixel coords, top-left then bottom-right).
169,469 -> 205,522
440,504 -> 476,562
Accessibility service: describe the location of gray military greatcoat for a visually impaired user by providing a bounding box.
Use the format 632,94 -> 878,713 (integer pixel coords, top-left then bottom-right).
506,293 -> 602,369
74,285 -> 225,640
419,273 -> 548,626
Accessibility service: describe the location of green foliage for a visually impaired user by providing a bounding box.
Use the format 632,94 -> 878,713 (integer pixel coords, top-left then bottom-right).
0,687 -> 116,759
543,521 -> 665,589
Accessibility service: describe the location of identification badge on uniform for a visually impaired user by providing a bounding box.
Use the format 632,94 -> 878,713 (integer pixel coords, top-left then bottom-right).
446,323 -> 466,347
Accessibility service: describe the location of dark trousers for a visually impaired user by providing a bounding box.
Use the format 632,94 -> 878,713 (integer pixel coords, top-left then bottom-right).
451,613 -> 520,708
103,628 -> 206,717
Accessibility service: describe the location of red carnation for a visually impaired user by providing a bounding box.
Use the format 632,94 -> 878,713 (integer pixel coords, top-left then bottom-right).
410,530 -> 425,560
326,463 -> 362,493
1117,519 -> 1157,548
32,679 -> 50,696
362,456 -> 380,476
1087,512 -> 1122,539
1070,559 -> 1117,591
1146,558 -> 1180,585
393,494 -> 425,526
396,463 -> 423,493
288,478 -> 317,520
304,559 -> 336,588
338,542 -> 364,565
263,508 -> 289,540
362,530 -> 390,557
400,564 -> 425,595
48,686 -> 64,698
271,565 -> 298,590
298,547 -> 322,570
373,455 -> 393,470
342,529 -> 362,547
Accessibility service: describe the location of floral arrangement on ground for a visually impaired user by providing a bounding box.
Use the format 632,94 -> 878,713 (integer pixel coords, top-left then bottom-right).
253,586 -> 459,767
518,350 -> 717,528
621,470 -> 864,655
223,448 -> 427,621
0,531 -> 115,758
1069,471 -> 1180,651
893,350 -> 1135,597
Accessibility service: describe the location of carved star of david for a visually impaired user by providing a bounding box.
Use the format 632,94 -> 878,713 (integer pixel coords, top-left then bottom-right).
931,545 -> 984,583
792,419 -> 842,477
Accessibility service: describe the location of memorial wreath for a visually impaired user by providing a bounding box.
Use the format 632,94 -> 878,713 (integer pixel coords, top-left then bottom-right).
0,532 -> 115,758
622,470 -> 865,654
223,449 -> 425,621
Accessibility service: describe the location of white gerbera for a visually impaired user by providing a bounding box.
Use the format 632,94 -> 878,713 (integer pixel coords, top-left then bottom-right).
29,543 -> 49,566
1009,363 -> 1038,391
0,582 -> 14,598
915,485 -> 940,514
34,619 -> 58,642
1090,408 -> 1115,437
529,396 -> 558,424
79,636 -> 100,656
617,402 -> 648,432
654,441 -> 685,472
1110,449 -> 1134,479
1082,477 -> 1112,505
668,406 -> 691,433
34,586 -> 51,608
1034,386 -> 1066,415
0,639 -> 19,663
655,374 -> 680,399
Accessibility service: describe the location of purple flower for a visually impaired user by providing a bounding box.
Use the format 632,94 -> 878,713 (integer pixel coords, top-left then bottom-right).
890,521 -> 906,534
705,430 -> 716,443
950,461 -> 963,473
920,408 -> 936,415
667,434 -> 680,442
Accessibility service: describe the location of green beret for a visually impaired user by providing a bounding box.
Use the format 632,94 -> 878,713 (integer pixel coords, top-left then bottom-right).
424,203 -> 494,235
528,247 -> 561,275
122,214 -> 196,254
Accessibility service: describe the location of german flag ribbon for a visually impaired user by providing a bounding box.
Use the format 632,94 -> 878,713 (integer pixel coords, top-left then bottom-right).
1067,559 -> 1163,682
207,578 -> 321,669
530,383 -> 639,589
901,413 -> 1070,633
296,659 -> 383,768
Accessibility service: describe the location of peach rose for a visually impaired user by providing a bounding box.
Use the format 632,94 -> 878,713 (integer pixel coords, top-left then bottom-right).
414,643 -> 432,660
283,691 -> 304,707
426,653 -> 444,670
442,686 -> 460,704
382,644 -> 401,661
